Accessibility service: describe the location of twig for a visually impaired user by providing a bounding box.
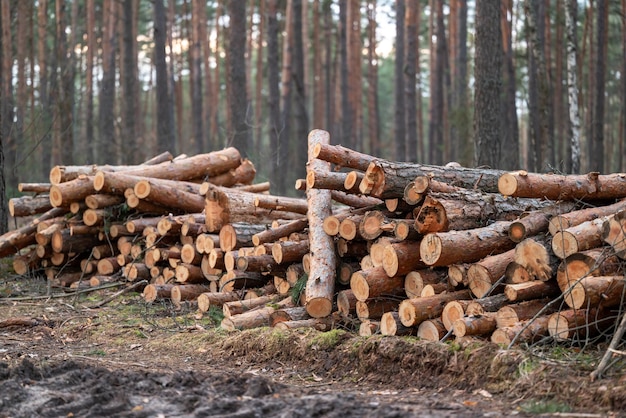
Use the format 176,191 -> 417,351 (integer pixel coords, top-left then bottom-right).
590,310 -> 626,381
89,280 -> 148,308
0,282 -> 126,302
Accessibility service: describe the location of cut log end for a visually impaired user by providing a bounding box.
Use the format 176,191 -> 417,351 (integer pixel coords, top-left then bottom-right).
552,231 -> 578,259
420,234 -> 442,266
305,297 -> 333,318
498,173 -> 518,196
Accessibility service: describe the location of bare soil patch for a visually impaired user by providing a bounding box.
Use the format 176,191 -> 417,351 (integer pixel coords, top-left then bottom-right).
1,274 -> 625,417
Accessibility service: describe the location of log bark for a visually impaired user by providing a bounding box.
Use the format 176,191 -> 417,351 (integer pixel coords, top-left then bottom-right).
504,280 -> 561,302
564,275 -> 626,310
360,160 -> 504,198
552,216 -> 609,259
269,306 -> 309,326
274,318 -> 333,331
197,290 -> 245,312
359,211 -> 405,241
271,240 -> 310,264
51,229 -> 101,253
219,270 -> 268,292
174,263 -> 206,284
254,194 -> 309,215
556,249 -> 622,292
311,142 -> 378,171
330,190 -> 383,209
359,320 -> 380,336
219,223 -> 266,252
467,248 -> 515,298
84,194 -> 124,210
398,289 -> 472,327
602,209 -> 626,259
447,264 -> 469,287
513,237 -> 557,281
171,284 -> 211,306
202,158 -> 256,187
356,298 -> 401,320
350,266 -> 404,302
306,169 -> 350,191
143,283 -> 176,302
453,314 -> 497,337
252,218 -> 308,246
420,220 -> 516,267
18,183 -> 52,193
49,176 -> 95,207
133,178 -> 205,213
224,294 -> 281,317
441,300 -> 473,331
498,171 -> 626,201
465,294 -> 510,315
495,298 -> 556,328
550,198 -> 626,235
9,195 -> 53,217
417,318 -> 447,341
220,296 -> 294,331
491,316 -> 550,346
548,308 -> 615,341
382,240 -> 427,277
509,201 -> 579,242
404,269 -> 448,299
380,311 -> 417,336
336,289 -> 358,316
305,130 -> 337,318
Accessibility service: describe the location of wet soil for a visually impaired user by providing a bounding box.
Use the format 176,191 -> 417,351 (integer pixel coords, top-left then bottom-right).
1,276 -> 625,417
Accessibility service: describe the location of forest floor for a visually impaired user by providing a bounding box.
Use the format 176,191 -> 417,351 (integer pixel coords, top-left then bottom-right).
1,270 -> 625,417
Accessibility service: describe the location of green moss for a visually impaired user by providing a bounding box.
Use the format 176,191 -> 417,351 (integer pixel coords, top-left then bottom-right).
519,399 -> 571,414
309,329 -> 346,350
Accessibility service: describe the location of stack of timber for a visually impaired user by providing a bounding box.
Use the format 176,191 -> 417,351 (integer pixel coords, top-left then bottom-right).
4,131 -> 626,347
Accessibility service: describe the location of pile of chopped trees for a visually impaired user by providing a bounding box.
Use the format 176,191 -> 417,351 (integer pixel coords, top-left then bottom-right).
3,129 -> 626,347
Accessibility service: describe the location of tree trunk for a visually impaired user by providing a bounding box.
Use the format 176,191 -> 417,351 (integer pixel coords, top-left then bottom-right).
394,0 -> 406,160
398,289 -> 472,327
154,0 -> 176,154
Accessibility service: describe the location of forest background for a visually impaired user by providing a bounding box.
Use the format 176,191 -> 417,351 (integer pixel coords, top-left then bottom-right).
0,0 -> 624,234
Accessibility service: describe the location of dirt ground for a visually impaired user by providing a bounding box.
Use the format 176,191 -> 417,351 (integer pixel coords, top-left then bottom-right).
1,274 -> 626,417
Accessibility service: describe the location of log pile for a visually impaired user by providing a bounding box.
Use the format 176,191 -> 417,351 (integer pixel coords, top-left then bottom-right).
4,130 -> 626,347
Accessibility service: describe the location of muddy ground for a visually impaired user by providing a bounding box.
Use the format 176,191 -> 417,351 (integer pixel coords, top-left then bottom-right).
1,274 -> 625,417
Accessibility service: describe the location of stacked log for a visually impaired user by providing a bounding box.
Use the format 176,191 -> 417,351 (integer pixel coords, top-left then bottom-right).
4,134 -> 626,346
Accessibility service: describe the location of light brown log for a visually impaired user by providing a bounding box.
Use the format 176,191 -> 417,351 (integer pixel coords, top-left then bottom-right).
220,296 -> 294,331
404,269 -> 448,299
304,130 -> 337,318
555,249 -> 622,292
360,160 -> 503,199
36,221 -> 65,246
602,209 -> 626,259
350,266 -> 404,302
344,170 -> 365,192
398,289 -> 472,327
420,221 -> 516,267
453,314 -> 497,337
82,209 -> 106,227
123,263 -> 151,281
195,233 -> 220,254
18,182 -> 52,193
252,218 -> 308,246
417,318 -> 447,341
548,308 -> 615,341
12,249 -> 39,275
312,142 -> 378,171
491,316 -> 551,346
447,264 -> 469,287
306,169 -> 349,191
236,254 -> 282,274
552,216 -> 609,259
143,284 -> 175,302
174,263 -> 206,284
97,256 -> 128,275
384,198 -> 415,213
197,290 -> 245,312
254,194 -> 309,215
272,240 -> 310,264
180,243 -> 202,264
51,229 -> 101,254
356,298 -> 400,320
504,262 -> 532,284
171,284 -> 211,306
393,220 -> 420,241
92,243 -> 114,260
9,195 -> 53,217
549,198 -> 626,236
234,182 -> 271,194
0,207 -> 69,258
564,275 -> 626,310
495,298 -> 556,328
218,270 -> 268,292
49,176 -> 95,207
208,249 -> 225,270
441,300 -> 473,331
49,271 -> 88,288
338,214 -> 365,241
200,158 -> 256,187
274,318 -> 333,331
84,194 -> 124,210
219,223 -> 266,252
268,306 -> 309,326
507,201 -> 579,242
380,311 -> 417,336
504,280 -> 561,302
499,171 -> 626,201
224,294 -> 281,318
359,320 -> 380,336
359,211 -> 399,241
336,289 -> 358,316
330,190 -> 383,208
513,237 -> 558,281
465,293 -> 510,315
382,240 -> 427,277
467,249 -> 516,298
132,178 -> 205,213
273,275 -> 291,295
337,261 -> 360,285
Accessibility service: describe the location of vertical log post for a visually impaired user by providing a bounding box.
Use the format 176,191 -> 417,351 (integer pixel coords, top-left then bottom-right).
305,130 -> 337,318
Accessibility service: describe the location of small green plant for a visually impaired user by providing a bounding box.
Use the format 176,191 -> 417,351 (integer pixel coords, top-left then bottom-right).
309,329 -> 346,350
446,340 -> 462,352
206,306 -> 225,325
87,349 -> 107,357
519,399 -> 571,414
517,357 -> 539,378
291,273 -> 307,304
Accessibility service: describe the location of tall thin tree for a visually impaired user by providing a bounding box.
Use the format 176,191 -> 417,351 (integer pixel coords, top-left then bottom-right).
154,0 -> 176,154
405,0 -> 418,162
394,0 -> 406,161
228,0 -> 250,157
590,0 -> 607,172
99,0 -> 117,163
565,0 -> 581,173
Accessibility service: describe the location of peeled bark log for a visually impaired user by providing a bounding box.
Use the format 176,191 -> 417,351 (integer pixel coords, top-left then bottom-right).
305,130 -> 337,318
499,171 -> 626,201
420,221 -> 516,267
552,216 -> 609,259
360,160 -> 504,198
467,248 -> 515,298
398,289 -> 472,327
